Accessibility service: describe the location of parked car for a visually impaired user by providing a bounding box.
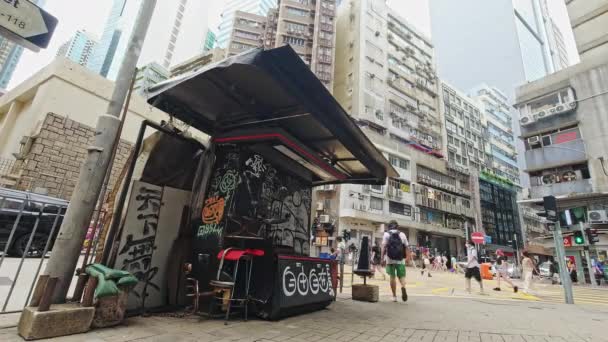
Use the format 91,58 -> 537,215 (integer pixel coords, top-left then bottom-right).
0,188 -> 67,257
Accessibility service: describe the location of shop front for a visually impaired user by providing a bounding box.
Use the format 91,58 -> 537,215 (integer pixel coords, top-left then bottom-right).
101,46 -> 396,320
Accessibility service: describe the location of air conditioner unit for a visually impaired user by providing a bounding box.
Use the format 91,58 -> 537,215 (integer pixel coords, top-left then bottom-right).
319,214 -> 331,223
568,101 -> 577,109
561,170 -> 580,182
527,136 -> 541,145
323,184 -> 335,190
316,202 -> 324,211
588,210 -> 608,224
541,173 -> 559,184
520,116 -> 534,126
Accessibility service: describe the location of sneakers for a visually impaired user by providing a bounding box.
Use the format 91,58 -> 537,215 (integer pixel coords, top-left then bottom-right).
493,287 -> 501,291
392,296 -> 398,302
401,287 -> 408,302
514,286 -> 518,293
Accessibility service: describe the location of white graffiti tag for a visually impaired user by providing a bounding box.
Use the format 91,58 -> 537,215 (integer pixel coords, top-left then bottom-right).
245,155 -> 266,178
282,262 -> 334,297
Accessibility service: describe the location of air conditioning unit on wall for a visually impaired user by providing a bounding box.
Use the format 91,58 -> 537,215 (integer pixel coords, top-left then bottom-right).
319,214 -> 331,223
588,210 -> 608,224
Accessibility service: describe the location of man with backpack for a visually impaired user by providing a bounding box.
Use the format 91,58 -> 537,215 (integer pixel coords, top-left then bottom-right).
382,220 -> 409,302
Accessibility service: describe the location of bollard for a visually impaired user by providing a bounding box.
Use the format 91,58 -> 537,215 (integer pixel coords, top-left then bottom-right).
38,277 -> 58,312
29,275 -> 49,307
72,272 -> 89,302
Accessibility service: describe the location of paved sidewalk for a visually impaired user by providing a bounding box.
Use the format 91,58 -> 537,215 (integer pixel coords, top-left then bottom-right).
1,294 -> 605,341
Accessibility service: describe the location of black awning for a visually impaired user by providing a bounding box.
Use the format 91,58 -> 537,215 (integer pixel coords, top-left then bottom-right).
147,46 -> 397,185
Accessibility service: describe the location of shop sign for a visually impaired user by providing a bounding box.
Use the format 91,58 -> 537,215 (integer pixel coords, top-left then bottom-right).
563,236 -> 572,247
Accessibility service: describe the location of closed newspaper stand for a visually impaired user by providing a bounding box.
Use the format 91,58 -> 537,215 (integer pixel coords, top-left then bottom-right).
143,46 -> 397,319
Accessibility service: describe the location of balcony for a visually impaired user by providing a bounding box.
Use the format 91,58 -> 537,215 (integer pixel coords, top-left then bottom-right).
530,179 -> 592,199
319,23 -> 333,32
318,38 -> 333,47
525,139 -> 587,171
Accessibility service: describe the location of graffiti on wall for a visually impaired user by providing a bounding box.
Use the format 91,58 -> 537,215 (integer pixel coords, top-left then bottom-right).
117,185 -> 162,305
197,146 -> 311,254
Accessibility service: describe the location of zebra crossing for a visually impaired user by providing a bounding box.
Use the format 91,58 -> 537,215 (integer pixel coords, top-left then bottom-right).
532,286 -> 608,305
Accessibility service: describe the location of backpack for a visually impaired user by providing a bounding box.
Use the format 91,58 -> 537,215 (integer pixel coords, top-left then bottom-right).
386,231 -> 404,260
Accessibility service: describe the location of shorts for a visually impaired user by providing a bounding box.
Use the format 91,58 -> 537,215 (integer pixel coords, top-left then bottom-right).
465,267 -> 481,281
386,264 -> 406,278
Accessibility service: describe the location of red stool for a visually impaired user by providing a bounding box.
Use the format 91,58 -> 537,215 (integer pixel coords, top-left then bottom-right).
209,248 -> 264,324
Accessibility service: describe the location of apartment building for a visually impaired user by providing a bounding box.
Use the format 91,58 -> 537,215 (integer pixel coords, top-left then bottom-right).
226,0 -> 337,90
227,11 -> 268,57
263,0 -> 337,88
217,0 -> 277,48
440,82 -> 487,173
56,30 -> 99,67
170,49 -> 227,78
133,62 -> 170,96
566,0 -> 608,62
471,85 -> 520,185
329,0 -> 472,257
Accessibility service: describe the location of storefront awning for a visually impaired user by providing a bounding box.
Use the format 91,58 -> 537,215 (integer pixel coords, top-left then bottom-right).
147,46 -> 397,185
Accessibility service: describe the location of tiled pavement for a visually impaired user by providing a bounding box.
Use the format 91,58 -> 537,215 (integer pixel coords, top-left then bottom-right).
1,294 -> 605,342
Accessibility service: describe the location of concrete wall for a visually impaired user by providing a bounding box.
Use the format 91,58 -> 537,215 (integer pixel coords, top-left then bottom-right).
566,0 -> 608,61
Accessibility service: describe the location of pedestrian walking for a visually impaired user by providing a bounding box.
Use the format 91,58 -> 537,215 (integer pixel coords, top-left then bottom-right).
371,242 -> 386,280
382,220 -> 409,302
420,250 -> 432,278
441,254 -> 448,272
493,249 -> 518,293
465,241 -> 484,294
521,251 -> 537,294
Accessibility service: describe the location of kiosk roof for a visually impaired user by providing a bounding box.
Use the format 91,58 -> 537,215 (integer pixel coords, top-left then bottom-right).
147,46 -> 397,185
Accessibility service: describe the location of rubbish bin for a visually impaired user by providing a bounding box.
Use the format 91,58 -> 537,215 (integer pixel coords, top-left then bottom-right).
481,263 -> 493,280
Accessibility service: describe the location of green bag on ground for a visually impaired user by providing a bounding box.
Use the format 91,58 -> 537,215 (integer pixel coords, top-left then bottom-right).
85,263 -> 138,299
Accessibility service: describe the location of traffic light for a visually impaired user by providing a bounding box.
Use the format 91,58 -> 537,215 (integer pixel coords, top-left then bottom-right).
573,231 -> 584,245
586,228 -> 600,245
342,229 -> 351,241
541,196 -> 558,222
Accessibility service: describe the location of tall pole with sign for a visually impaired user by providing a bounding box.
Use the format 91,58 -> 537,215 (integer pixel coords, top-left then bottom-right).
41,0 -> 157,303
543,196 -> 574,304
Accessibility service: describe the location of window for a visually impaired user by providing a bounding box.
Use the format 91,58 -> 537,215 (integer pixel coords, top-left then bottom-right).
235,30 -> 259,40
449,151 -> 455,161
459,127 -> 464,135
371,184 -> 383,192
389,154 -> 409,169
283,36 -> 305,46
447,135 -> 454,144
541,135 -> 551,146
285,22 -> 307,33
370,197 -> 383,211
286,7 -> 308,16
389,201 -> 412,216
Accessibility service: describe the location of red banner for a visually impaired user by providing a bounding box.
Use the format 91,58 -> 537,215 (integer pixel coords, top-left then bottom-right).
555,131 -> 577,144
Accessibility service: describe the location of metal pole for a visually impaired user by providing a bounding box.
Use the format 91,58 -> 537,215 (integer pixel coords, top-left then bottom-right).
514,233 -> 520,269
553,221 -> 574,304
580,222 -> 597,287
40,0 -> 157,303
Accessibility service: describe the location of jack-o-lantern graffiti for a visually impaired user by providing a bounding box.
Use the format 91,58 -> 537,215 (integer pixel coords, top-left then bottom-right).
202,196 -> 226,224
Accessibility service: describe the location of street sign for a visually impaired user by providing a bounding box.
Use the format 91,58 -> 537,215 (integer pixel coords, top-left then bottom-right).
484,235 -> 492,244
471,232 -> 485,244
0,0 -> 57,51
563,236 -> 572,247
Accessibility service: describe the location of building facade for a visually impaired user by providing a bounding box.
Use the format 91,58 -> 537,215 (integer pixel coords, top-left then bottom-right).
330,0 -> 473,258
133,62 -> 170,96
566,0 -> 608,62
0,59 -> 170,198
203,30 -> 216,52
170,49 -> 226,78
226,11 -> 267,57
216,0 -> 277,49
263,0 -> 337,89
88,0 -> 209,79
472,85 -> 520,185
540,0 -> 569,71
57,30 -> 99,67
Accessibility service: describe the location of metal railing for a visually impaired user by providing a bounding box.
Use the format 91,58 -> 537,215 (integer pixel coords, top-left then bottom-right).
0,189 -> 68,314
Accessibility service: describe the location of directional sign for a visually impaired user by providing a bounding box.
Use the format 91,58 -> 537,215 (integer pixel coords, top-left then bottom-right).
0,0 -> 57,51
471,232 -> 485,244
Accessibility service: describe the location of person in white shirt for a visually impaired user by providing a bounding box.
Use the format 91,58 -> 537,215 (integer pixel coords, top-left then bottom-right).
381,220 -> 409,302
465,240 -> 484,294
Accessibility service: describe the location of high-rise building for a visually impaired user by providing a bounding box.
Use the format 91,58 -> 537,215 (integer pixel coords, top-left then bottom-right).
471,85 -> 520,186
226,11 -> 267,57
330,0 -> 473,257
566,0 -> 608,62
57,30 -> 99,67
0,0 -> 44,89
224,0 -> 337,90
514,0 -> 608,274
263,0 -> 337,89
540,0 -> 569,71
203,30 -> 216,52
216,0 -> 277,49
88,0 -> 209,80
429,0 -> 567,97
